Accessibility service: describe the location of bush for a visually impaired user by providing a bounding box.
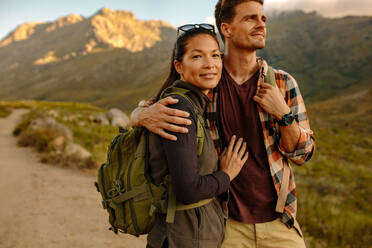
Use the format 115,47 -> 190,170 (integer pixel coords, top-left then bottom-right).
40,153 -> 97,170
0,106 -> 11,118
17,128 -> 58,152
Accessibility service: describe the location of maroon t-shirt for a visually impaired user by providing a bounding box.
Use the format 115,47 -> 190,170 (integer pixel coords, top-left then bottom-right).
217,67 -> 278,224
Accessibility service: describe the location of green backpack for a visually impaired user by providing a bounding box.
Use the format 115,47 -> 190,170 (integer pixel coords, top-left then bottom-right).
95,86 -> 206,236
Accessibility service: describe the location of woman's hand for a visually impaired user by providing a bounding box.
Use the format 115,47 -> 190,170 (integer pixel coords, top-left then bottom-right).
130,97 -> 192,141
219,135 -> 249,181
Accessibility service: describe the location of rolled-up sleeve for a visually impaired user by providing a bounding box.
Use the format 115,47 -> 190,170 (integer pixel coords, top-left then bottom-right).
278,72 -> 315,165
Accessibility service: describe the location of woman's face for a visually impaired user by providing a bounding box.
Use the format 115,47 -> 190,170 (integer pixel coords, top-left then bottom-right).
174,34 -> 222,94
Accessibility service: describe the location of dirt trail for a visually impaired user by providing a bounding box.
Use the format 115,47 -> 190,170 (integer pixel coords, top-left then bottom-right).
0,109 -> 146,248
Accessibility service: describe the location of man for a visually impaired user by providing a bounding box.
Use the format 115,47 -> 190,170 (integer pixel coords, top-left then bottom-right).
131,0 -> 315,247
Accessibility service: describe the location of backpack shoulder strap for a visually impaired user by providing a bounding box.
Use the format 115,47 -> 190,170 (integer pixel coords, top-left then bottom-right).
160,86 -> 208,223
160,86 -> 205,156
264,66 -> 277,87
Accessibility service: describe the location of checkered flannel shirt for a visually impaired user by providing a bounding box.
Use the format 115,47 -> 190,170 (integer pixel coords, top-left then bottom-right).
206,58 -> 315,228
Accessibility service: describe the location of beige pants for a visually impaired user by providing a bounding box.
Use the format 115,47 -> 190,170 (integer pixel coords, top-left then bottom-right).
222,218 -> 306,248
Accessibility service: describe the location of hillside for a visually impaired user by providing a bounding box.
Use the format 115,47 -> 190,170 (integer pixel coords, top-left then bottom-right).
0,9 -> 371,111
294,83 -> 372,247
258,11 -> 372,102
0,7 -> 175,110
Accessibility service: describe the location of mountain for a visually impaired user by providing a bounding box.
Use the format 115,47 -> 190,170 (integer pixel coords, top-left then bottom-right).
258,11 -> 372,102
0,9 -> 371,110
0,7 -> 176,110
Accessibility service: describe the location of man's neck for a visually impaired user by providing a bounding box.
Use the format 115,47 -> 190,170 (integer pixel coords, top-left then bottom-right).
223,45 -> 260,85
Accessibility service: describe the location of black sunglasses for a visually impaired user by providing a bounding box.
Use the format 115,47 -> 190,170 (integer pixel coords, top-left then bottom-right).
177,23 -> 216,37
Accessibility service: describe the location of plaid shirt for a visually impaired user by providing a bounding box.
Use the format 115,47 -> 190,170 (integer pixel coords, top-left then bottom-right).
206,58 -> 315,228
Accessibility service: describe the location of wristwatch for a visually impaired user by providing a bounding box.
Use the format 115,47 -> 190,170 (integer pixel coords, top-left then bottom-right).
278,111 -> 294,126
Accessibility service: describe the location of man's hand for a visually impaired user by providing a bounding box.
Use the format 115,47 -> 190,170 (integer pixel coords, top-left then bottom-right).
253,82 -> 301,152
130,97 -> 192,141
253,83 -> 291,120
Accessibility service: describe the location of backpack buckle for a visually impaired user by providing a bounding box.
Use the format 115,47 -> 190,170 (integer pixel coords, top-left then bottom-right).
109,226 -> 118,234
119,126 -> 128,133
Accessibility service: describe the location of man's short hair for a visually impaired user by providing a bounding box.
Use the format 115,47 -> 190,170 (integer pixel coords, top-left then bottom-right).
215,0 -> 264,42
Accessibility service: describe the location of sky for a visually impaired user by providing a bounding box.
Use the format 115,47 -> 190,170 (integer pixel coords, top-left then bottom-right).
0,0 -> 371,40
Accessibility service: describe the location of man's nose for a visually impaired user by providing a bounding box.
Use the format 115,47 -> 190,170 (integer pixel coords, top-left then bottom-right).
256,18 -> 266,29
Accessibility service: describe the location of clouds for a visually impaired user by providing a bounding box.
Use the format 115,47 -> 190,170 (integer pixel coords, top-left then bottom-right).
265,0 -> 372,17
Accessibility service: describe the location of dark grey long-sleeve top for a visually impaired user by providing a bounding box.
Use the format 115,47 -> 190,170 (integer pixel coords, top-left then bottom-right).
149,81 -> 230,205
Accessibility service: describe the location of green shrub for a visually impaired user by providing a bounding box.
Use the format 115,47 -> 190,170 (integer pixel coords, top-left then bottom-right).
40,153 -> 97,170
17,128 -> 58,152
0,106 -> 11,118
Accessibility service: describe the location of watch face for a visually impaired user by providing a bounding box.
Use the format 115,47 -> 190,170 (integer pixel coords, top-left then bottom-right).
279,112 -> 294,126
284,115 -> 294,126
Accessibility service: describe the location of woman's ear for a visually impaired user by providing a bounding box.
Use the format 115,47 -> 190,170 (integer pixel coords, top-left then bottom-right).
221,22 -> 232,39
174,60 -> 183,75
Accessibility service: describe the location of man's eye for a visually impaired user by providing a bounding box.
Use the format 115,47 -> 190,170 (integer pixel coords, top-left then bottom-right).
192,55 -> 201,59
212,53 -> 221,58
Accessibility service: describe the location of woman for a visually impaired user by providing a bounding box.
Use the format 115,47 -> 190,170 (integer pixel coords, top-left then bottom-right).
147,24 -> 248,248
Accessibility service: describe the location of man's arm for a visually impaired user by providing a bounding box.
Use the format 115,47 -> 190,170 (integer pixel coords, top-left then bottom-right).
130,96 -> 192,141
253,75 -> 315,165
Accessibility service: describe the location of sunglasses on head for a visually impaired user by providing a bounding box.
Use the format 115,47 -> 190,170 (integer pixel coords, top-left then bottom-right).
177,23 -> 216,37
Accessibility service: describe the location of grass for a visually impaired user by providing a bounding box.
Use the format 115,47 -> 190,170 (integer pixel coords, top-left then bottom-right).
294,87 -> 372,247
295,126 -> 372,247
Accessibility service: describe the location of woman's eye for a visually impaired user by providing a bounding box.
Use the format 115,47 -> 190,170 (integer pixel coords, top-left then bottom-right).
192,55 -> 201,59
212,53 -> 221,58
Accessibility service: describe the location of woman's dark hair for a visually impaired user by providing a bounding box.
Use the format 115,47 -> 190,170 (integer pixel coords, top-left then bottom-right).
154,28 -> 220,101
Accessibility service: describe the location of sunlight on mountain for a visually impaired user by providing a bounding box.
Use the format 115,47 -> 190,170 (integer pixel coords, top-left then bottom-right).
46,14 -> 83,32
33,51 -> 61,65
0,22 -> 42,47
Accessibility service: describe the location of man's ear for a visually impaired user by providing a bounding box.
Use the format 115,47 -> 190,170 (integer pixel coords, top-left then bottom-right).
221,22 -> 232,39
174,60 -> 183,75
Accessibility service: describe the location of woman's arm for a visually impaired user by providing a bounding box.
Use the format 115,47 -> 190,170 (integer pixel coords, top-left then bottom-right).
161,96 -> 230,205
161,96 -> 248,204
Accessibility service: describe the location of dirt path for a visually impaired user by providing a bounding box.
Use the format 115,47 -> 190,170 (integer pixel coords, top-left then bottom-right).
0,109 -> 146,248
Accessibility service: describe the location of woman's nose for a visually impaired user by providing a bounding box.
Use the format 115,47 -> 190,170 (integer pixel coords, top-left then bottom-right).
203,56 -> 214,68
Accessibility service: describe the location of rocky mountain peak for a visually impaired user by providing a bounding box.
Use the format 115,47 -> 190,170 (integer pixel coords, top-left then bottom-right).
0,13 -> 84,47
90,7 -> 172,52
46,14 -> 84,32
0,7 -> 174,52
95,7 -> 134,19
0,22 -> 42,47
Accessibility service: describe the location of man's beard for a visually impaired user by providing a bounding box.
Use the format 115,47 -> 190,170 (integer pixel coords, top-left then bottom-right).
233,37 -> 266,51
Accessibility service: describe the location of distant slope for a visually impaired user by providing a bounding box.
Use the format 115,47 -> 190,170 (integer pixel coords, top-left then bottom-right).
0,9 -> 371,110
258,11 -> 372,102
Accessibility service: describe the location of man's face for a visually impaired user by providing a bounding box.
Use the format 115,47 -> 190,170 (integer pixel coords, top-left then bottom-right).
224,1 -> 267,51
